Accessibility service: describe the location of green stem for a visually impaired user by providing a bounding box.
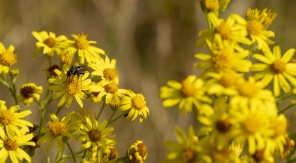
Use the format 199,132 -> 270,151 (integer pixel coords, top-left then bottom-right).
0,77 -> 19,105
56,106 -> 63,115
276,93 -> 296,104
278,104 -> 295,114
96,102 -> 106,121
65,140 -> 76,163
206,14 -> 214,30
107,110 -> 129,125
55,143 -> 65,163
108,110 -> 116,123
81,150 -> 87,162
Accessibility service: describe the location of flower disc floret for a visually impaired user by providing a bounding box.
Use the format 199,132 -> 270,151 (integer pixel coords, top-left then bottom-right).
75,34 -> 89,49
4,138 -> 18,151
247,20 -> 264,36
48,120 -> 66,137
44,37 -> 57,48
271,60 -> 286,74
215,22 -> 232,40
0,110 -> 15,125
103,68 -> 118,81
88,129 -> 101,142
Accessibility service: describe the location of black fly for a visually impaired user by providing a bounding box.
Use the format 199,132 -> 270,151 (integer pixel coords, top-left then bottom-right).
64,65 -> 87,83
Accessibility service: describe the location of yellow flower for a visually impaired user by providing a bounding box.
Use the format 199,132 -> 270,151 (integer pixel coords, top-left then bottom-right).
128,141 -> 148,163
37,112 -> 78,151
0,101 -> 33,138
48,66 -> 91,108
230,77 -> 276,114
90,82 -> 127,107
89,56 -> 119,85
251,46 -> 296,96
74,118 -> 116,152
231,104 -> 273,154
89,146 -> 118,163
205,71 -> 244,96
196,12 -> 251,47
0,42 -> 17,75
160,75 -> 212,116
119,90 -> 149,123
63,33 -> 105,64
246,8 -> 277,30
195,40 -> 252,73
42,64 -> 62,78
17,83 -> 43,106
0,129 -> 35,163
163,126 -> 211,163
31,31 -> 68,58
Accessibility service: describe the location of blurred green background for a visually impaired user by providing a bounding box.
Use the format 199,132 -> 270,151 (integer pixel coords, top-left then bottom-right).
0,0 -> 296,162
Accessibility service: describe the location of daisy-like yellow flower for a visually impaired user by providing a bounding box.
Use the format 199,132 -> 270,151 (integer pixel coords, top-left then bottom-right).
127,140 -> 148,163
198,98 -> 234,150
48,66 -> 91,108
31,31 -> 68,58
0,128 -> 35,163
37,112 -> 79,151
196,12 -> 251,47
163,126 -> 211,163
251,46 -> 296,97
0,101 -> 33,138
17,83 -> 43,106
240,149 -> 274,163
74,118 -> 116,152
0,42 -> 17,75
230,104 -> 273,154
229,77 -> 276,114
195,40 -> 252,74
160,75 -> 212,116
89,56 -> 119,85
246,8 -> 277,29
42,64 -> 62,78
119,90 -> 149,123
205,70 -> 244,96
90,82 -> 127,107
89,146 -> 118,163
63,33 -> 105,64
199,0 -> 219,14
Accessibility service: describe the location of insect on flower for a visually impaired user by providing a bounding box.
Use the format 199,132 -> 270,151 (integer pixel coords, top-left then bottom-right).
64,65 -> 88,83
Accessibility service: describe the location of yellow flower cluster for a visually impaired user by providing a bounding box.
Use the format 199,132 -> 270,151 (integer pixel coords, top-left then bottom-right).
161,2 -> 296,163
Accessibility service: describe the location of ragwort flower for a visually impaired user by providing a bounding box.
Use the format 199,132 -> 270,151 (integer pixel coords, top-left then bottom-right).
128,141 -> 148,163
0,101 -> 33,138
37,112 -> 79,151
119,90 -> 149,123
0,42 -> 17,75
31,31 -> 68,58
160,75 -> 212,116
0,129 -> 35,163
17,83 -> 43,106
63,33 -> 105,64
48,66 -> 91,108
251,46 -> 296,96
74,118 -> 116,152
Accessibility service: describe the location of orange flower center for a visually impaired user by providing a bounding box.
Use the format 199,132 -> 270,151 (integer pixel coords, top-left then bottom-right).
48,120 -> 65,137
44,37 -> 57,48
132,95 -> 146,110
88,129 -> 101,142
75,34 -> 89,49
4,138 -> 18,151
247,20 -> 264,36
0,50 -> 17,66
215,22 -> 232,40
244,116 -> 261,134
212,51 -> 231,71
271,59 -> 286,74
215,119 -> 232,133
104,83 -> 118,94
0,110 -> 14,125
182,148 -> 196,163
103,68 -> 118,81
238,81 -> 259,98
20,86 -> 35,98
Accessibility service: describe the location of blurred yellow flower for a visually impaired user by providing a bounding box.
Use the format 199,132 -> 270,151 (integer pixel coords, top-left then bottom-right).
31,31 -> 68,58
0,42 -> 17,75
17,83 -> 43,106
160,75 -> 212,116
128,140 -> 148,163
48,67 -> 91,108
251,46 -> 296,96
119,90 -> 149,123
63,33 -> 105,64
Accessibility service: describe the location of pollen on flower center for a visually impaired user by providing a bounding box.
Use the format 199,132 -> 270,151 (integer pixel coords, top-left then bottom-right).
48,120 -> 65,137
88,129 -> 101,142
132,95 -> 146,110
271,118 -> 287,138
271,60 -> 286,74
44,37 -> 56,48
210,147 -> 230,162
181,80 -> 197,97
215,22 -> 232,40
0,50 -> 17,66
103,68 -> 118,81
4,139 -> 18,151
215,119 -> 232,133
66,79 -> 80,95
0,110 -> 15,125
75,34 -> 89,49
238,81 -> 259,98
20,86 -> 35,98
247,20 -> 264,36
104,83 -> 118,94
182,148 -> 196,163
220,73 -> 238,87
244,116 -> 261,134
137,143 -> 148,158
212,52 -> 231,71
252,149 -> 265,162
